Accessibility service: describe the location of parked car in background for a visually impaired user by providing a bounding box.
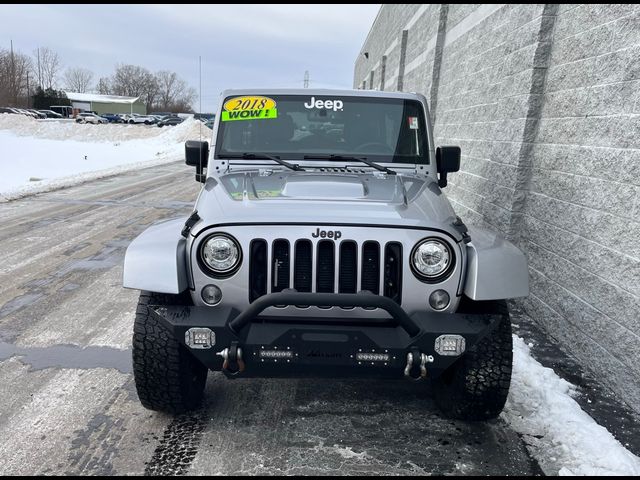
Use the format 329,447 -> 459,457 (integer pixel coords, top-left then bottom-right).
157,116 -> 184,127
75,112 -> 108,124
50,105 -> 73,118
0,107 -> 19,115
101,113 -> 124,123
203,118 -> 215,129
27,109 -> 47,119
37,109 -> 63,118
14,108 -> 39,118
128,114 -> 157,125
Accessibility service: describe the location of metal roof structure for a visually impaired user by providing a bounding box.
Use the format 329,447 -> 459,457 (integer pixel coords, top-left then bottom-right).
64,92 -> 141,104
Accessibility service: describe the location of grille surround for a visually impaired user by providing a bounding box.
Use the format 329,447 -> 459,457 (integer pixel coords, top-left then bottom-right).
190,225 -> 463,317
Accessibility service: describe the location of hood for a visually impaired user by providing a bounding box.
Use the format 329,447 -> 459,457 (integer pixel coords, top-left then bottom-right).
191,170 -> 460,237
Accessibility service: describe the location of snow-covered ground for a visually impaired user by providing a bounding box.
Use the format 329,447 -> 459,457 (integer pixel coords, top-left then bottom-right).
504,335 -> 640,476
0,113 -> 211,201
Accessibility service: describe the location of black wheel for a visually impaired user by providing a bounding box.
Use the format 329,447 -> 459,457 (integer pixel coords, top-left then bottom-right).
432,299 -> 512,421
132,291 -> 207,414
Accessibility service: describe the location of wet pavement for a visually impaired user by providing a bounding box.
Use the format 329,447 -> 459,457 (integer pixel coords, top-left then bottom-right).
0,162 -> 543,475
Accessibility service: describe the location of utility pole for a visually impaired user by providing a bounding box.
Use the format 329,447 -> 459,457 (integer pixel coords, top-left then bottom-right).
303,70 -> 309,88
26,71 -> 30,108
37,47 -> 42,88
10,39 -> 16,106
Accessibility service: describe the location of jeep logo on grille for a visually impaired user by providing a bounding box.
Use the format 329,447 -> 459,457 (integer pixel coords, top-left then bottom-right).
312,228 -> 342,240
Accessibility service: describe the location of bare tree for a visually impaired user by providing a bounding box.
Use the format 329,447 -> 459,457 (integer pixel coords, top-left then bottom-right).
96,76 -> 111,95
155,70 -> 196,111
173,85 -> 197,113
155,70 -> 197,112
110,64 -> 158,110
0,47 -> 34,106
91,64 -> 196,112
63,67 -> 93,93
36,47 -> 61,89
155,70 -> 178,109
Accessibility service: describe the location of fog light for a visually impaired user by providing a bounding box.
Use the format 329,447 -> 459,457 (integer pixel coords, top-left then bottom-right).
429,289 -> 450,310
435,335 -> 466,356
202,284 -> 222,305
185,328 -> 215,349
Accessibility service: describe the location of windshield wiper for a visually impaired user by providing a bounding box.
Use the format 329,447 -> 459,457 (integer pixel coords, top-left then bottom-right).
303,154 -> 396,175
224,153 -> 306,172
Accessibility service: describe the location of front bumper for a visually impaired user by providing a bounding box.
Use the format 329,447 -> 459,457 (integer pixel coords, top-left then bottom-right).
151,292 -> 504,379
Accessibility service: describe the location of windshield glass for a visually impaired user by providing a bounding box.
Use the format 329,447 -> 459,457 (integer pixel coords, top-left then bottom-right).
215,94 -> 429,164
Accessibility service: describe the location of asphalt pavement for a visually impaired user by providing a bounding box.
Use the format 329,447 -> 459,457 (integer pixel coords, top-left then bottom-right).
0,163 -> 542,475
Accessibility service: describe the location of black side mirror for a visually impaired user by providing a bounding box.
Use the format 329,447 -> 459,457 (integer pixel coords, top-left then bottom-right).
436,146 -> 460,188
185,140 -> 209,182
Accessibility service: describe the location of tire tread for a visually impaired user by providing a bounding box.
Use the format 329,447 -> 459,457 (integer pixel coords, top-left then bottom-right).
132,291 -> 207,414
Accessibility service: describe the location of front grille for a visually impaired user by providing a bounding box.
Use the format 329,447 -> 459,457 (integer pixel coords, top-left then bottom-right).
248,239 -> 402,305
294,240 -> 312,292
249,240 -> 267,302
339,241 -> 357,293
361,241 -> 380,295
384,242 -> 403,304
271,239 -> 290,293
316,240 -> 335,293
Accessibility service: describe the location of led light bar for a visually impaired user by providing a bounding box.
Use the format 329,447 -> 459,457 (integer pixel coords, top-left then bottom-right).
259,350 -> 294,359
356,352 -> 390,362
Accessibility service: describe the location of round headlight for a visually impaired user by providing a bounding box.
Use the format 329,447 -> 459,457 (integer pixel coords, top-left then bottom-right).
200,234 -> 241,275
411,239 -> 453,280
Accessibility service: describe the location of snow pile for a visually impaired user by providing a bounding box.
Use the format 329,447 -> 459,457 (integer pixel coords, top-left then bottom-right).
0,113 -> 209,143
503,335 -> 640,476
0,114 -> 211,201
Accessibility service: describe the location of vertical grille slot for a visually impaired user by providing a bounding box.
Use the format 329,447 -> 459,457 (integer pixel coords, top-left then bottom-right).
294,240 -> 312,292
384,242 -> 402,304
249,239 -> 267,302
316,240 -> 335,293
361,241 -> 380,295
271,239 -> 290,293
339,241 -> 357,293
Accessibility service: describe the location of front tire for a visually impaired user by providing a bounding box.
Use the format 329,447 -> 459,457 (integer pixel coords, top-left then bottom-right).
132,291 -> 207,414
432,299 -> 512,421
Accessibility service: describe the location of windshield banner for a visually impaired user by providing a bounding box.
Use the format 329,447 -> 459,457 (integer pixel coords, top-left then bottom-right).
222,96 -> 278,121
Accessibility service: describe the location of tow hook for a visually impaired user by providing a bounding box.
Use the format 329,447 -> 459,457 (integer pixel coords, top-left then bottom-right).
404,348 -> 434,380
217,341 -> 245,376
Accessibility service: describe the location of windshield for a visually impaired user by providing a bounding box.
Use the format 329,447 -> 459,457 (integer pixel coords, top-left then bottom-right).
215,94 -> 429,164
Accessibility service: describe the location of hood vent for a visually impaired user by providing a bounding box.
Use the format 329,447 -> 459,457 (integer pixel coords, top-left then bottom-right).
281,175 -> 366,199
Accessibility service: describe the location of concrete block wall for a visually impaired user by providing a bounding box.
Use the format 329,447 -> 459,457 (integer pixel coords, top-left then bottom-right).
354,4 -> 640,411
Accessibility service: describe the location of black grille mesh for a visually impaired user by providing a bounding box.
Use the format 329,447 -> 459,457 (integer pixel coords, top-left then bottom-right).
316,240 -> 335,293
339,241 -> 357,293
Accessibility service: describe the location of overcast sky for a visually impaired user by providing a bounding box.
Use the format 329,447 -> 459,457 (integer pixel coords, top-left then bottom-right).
2,4 -> 380,111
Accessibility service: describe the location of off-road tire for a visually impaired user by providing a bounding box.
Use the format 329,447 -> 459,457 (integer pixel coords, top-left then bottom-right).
432,299 -> 512,421
132,291 -> 207,414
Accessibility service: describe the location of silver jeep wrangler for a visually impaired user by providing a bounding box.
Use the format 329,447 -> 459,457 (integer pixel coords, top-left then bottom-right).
123,89 -> 528,420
